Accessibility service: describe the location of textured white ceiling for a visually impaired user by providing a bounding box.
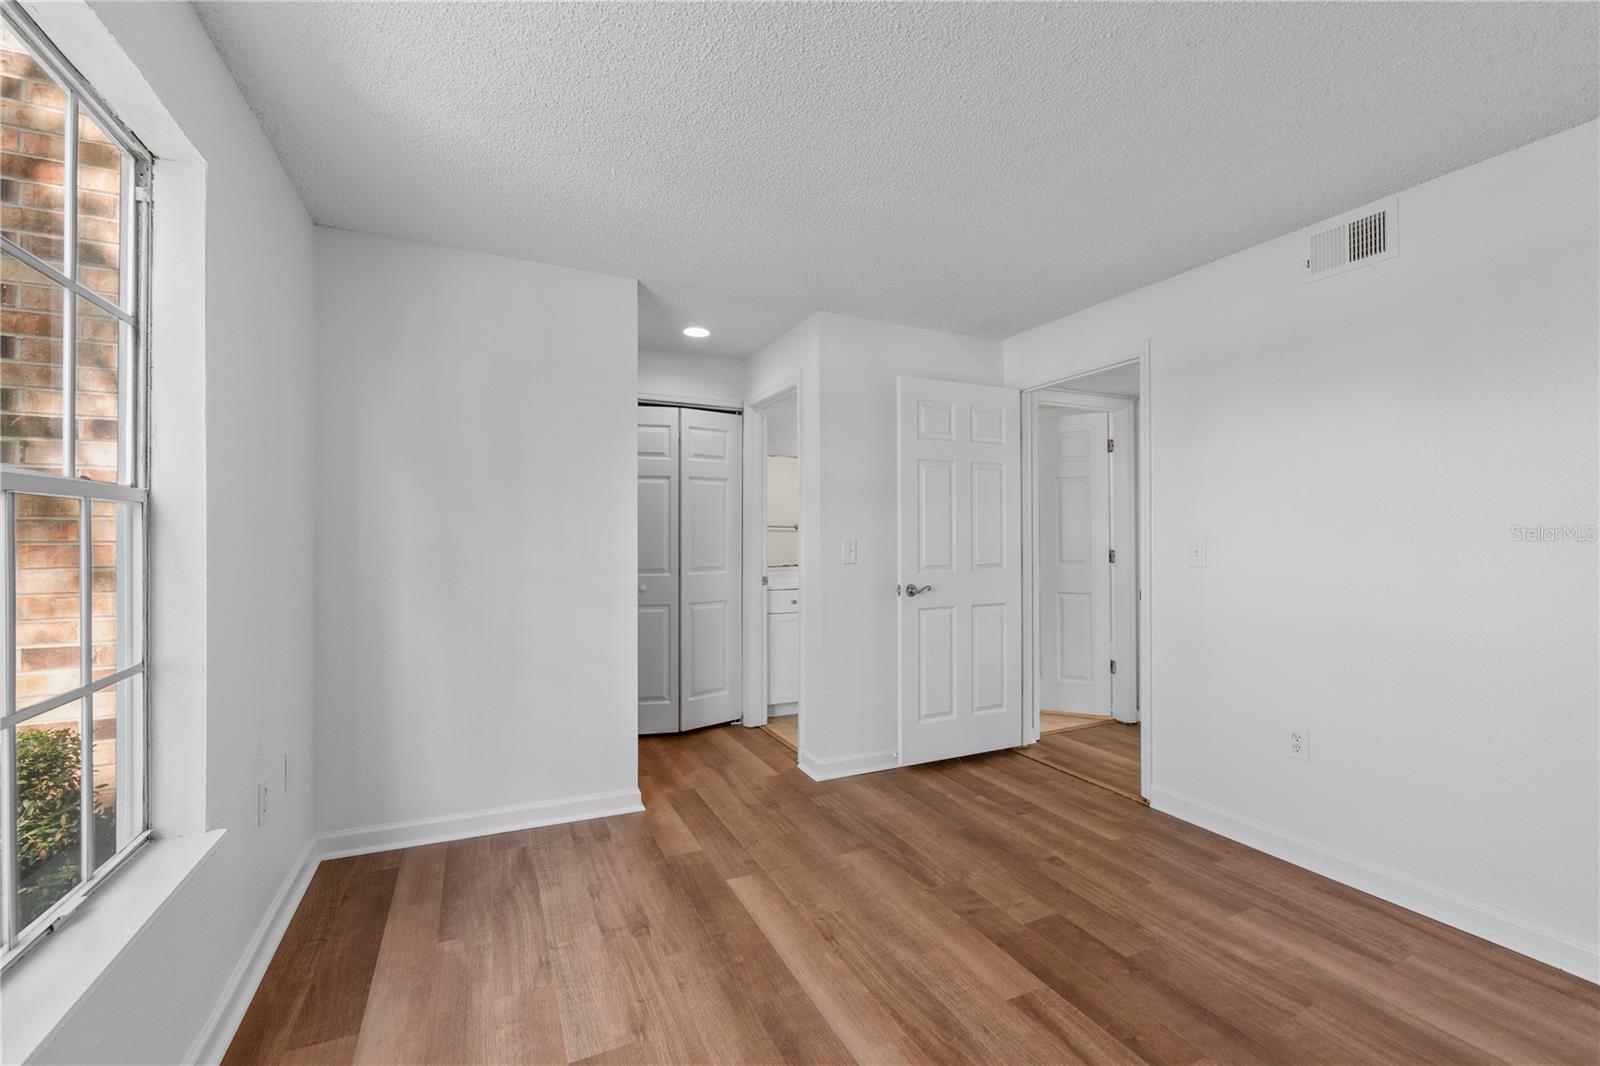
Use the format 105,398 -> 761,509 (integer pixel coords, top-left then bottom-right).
195,2 -> 1597,357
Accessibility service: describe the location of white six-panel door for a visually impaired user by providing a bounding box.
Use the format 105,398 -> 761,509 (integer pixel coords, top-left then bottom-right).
637,406 -> 680,734
679,408 -> 743,731
896,378 -> 1023,766
1037,408 -> 1114,715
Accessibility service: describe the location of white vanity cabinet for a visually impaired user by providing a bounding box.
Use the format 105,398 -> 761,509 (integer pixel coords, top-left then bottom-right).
767,574 -> 800,706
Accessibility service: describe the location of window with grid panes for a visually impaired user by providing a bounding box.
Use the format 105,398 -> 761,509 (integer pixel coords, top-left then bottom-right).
1,2 -> 152,962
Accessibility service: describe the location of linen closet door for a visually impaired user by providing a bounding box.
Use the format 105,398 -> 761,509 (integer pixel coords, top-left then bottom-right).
637,406 -> 679,734
679,408 -> 743,730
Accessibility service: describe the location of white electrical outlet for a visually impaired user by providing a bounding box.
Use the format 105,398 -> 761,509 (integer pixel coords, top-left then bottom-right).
1188,539 -> 1208,567
1287,728 -> 1310,762
257,780 -> 270,825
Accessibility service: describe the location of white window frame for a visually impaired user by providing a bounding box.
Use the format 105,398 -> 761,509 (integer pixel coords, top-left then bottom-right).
0,0 -> 153,967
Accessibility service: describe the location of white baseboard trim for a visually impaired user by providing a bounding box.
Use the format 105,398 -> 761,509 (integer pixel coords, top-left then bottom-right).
187,836 -> 318,1066
1149,786 -> 1599,983
187,787 -> 644,1064
316,788 -> 645,861
798,748 -> 899,782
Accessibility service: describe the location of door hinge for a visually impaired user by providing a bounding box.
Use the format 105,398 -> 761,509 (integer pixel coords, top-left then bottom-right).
762,575 -> 769,586
1107,438 -> 1115,453
1110,659 -> 1117,675
1108,548 -> 1116,564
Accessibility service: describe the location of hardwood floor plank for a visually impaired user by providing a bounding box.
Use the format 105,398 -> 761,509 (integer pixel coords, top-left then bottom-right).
699,722 -> 781,785
642,790 -> 702,858
1019,722 -> 1144,800
837,847 -> 1044,999
1232,903 -> 1580,1064
964,905 -> 1210,1066
664,785 -> 763,880
285,862 -> 399,1049
731,717 -> 801,770
278,1035 -> 358,1066
229,726 -> 1595,1066
1011,987 -> 1148,1066
1029,912 -> 1287,1066
758,715 -> 800,754
424,938 -> 487,1064
960,866 -> 1057,924
728,869 -> 926,1065
665,850 -> 855,1065
222,859 -> 358,1066
351,844 -> 449,1066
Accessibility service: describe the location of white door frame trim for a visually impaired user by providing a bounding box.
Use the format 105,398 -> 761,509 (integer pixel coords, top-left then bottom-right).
637,391 -> 744,412
1020,349 -> 1153,799
741,380 -> 800,733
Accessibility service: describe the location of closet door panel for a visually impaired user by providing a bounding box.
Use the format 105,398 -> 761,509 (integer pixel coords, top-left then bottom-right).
637,406 -> 679,734
679,408 -> 743,730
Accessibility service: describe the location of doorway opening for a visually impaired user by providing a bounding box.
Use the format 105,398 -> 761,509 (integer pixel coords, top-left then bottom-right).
1020,357 -> 1146,801
737,384 -> 804,761
757,391 -> 800,752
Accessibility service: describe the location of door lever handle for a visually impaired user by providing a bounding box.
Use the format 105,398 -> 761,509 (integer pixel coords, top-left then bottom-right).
904,584 -> 933,597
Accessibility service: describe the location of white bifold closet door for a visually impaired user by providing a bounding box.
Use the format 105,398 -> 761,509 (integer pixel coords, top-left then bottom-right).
637,406 -> 680,734
637,404 -> 743,734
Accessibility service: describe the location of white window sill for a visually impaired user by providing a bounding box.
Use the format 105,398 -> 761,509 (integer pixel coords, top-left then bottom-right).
0,830 -> 224,1065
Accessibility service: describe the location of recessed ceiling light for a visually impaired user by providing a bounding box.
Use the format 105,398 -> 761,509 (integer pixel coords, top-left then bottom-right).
682,326 -> 710,339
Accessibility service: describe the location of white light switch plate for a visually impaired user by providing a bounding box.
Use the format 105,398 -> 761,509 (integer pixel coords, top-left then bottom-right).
842,539 -> 858,564
1188,539 -> 1207,567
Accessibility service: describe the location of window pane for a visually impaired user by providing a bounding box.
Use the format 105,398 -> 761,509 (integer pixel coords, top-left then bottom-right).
89,499 -> 140,675
76,111 -> 123,303
13,493 -> 81,711
89,676 -> 138,867
15,713 -> 83,928
2,249 -> 64,472
1,22 -> 68,272
75,297 -> 122,480
97,672 -> 140,863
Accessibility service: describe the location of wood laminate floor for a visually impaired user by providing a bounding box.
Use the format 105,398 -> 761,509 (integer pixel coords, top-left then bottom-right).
1020,721 -> 1144,802
225,725 -> 1598,1066
760,714 -> 798,753
1038,710 -> 1113,736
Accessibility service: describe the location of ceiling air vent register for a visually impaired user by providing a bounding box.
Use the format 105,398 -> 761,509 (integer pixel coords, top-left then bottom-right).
1304,198 -> 1397,282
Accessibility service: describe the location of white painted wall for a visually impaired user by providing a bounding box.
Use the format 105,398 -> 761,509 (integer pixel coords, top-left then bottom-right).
6,3 -> 318,1062
745,314 -> 818,402
638,347 -> 745,407
805,314 -> 1004,776
1005,121 -> 1599,977
314,230 -> 641,849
